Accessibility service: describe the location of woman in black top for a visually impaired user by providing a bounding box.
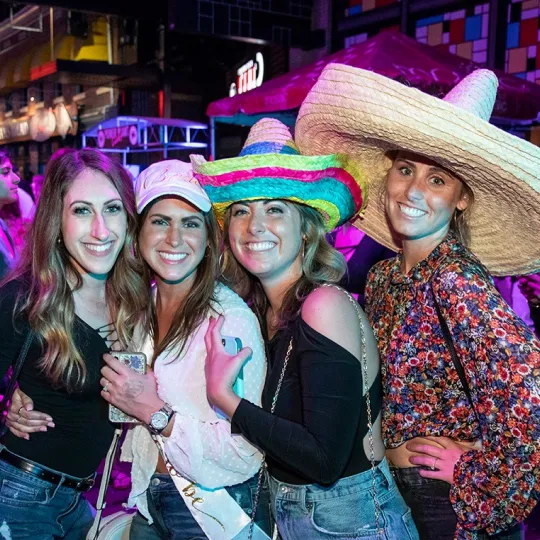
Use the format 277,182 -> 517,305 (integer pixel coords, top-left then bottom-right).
0,149 -> 146,538
193,119 -> 418,539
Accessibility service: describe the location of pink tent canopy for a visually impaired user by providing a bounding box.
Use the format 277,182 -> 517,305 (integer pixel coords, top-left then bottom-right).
207,30 -> 540,122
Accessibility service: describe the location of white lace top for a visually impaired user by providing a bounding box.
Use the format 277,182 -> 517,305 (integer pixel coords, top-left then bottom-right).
121,282 -> 266,523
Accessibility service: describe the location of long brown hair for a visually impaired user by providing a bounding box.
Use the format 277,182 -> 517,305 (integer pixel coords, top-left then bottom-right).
7,148 -> 148,391
221,202 -> 346,332
137,198 -> 221,361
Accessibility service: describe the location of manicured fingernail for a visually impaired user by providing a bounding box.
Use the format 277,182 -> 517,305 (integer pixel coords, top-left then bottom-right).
25,435 -> 29,440
40,427 -> 47,432
47,422 -> 55,428
46,417 -> 52,421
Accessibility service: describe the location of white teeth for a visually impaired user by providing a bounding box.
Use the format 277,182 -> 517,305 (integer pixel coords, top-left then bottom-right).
399,204 -> 426,217
246,242 -> 276,252
159,252 -> 187,261
85,242 -> 112,252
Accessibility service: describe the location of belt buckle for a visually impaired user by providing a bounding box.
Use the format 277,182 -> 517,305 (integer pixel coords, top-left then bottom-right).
76,477 -> 95,492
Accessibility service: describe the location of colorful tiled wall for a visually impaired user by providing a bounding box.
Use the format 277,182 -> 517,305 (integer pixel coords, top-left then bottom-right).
415,3 -> 489,64
345,0 -> 400,18
506,0 -> 540,83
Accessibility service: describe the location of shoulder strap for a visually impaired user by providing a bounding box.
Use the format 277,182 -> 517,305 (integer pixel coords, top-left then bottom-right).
430,282 -> 480,425
0,329 -> 35,435
86,428 -> 123,540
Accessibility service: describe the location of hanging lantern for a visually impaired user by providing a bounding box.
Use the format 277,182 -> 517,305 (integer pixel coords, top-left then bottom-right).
54,103 -> 73,138
30,107 -> 56,142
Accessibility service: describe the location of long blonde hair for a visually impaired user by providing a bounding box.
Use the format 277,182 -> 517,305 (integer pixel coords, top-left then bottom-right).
6,149 -> 148,391
221,202 -> 346,332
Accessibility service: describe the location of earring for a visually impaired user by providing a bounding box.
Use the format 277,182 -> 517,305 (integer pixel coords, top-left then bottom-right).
57,237 -> 62,245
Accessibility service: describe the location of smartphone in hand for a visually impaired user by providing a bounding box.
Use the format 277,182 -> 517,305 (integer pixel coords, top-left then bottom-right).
108,352 -> 147,423
222,336 -> 244,398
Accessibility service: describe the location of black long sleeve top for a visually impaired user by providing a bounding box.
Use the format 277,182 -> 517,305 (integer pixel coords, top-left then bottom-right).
231,316 -> 381,486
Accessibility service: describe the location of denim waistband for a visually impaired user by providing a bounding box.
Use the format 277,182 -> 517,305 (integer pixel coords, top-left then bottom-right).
0,444 -> 95,491
268,458 -> 394,503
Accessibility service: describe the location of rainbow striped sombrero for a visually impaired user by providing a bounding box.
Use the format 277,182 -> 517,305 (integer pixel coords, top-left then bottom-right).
190,118 -> 368,232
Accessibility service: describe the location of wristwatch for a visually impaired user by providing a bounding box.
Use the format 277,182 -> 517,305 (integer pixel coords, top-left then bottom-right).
148,403 -> 175,435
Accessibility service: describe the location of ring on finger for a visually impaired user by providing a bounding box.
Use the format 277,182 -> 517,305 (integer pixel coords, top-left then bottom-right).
431,457 -> 438,470
103,382 -> 109,393
17,405 -> 25,421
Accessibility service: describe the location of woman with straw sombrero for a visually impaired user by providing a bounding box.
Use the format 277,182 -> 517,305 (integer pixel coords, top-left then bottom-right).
296,66 -> 540,540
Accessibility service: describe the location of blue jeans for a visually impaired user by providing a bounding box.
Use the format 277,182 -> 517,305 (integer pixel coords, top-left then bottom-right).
130,473 -> 271,539
0,453 -> 93,539
267,458 -> 419,540
391,466 -> 523,540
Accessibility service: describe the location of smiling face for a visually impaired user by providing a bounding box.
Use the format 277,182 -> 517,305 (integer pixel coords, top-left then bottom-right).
138,197 -> 208,287
385,151 -> 469,248
61,168 -> 127,277
0,158 -> 20,205
227,199 -> 304,287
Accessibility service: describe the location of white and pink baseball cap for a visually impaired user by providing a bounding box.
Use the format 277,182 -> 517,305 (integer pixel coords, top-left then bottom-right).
134,159 -> 211,214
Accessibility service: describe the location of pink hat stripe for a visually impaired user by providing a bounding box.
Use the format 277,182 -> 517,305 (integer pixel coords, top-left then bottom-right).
197,166 -> 364,203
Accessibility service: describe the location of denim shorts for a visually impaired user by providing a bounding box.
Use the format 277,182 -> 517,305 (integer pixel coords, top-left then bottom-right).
391,466 -> 523,540
267,458 -> 419,540
0,449 -> 94,539
130,472 -> 271,540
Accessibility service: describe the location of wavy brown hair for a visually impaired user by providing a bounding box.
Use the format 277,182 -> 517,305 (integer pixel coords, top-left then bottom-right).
136,198 -> 221,362
221,201 -> 346,333
6,148 -> 147,391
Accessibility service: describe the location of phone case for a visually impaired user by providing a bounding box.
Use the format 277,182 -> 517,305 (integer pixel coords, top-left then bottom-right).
222,336 -> 244,398
108,352 -> 147,423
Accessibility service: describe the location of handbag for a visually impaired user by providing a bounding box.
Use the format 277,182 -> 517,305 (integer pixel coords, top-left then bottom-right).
0,329 -> 34,437
89,510 -> 133,540
247,284 -> 382,540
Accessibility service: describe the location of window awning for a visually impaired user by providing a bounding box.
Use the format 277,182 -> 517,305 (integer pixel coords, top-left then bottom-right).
30,59 -> 162,90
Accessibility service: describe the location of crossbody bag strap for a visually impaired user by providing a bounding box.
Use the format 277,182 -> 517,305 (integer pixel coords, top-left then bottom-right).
430,281 -> 480,425
1,329 -> 34,432
86,427 -> 123,540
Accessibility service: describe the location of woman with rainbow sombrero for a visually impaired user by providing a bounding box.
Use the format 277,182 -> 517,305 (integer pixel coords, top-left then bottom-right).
193,118 -> 419,539
296,66 -> 540,540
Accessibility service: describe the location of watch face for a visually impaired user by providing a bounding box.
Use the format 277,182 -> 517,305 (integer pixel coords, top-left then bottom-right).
151,411 -> 168,430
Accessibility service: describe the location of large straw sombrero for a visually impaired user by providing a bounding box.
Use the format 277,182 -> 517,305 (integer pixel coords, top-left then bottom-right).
295,64 -> 540,276
190,118 -> 368,232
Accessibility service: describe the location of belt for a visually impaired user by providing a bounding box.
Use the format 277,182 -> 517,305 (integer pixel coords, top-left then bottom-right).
0,448 -> 95,492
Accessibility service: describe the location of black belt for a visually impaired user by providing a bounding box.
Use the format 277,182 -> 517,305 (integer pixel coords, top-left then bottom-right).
0,448 -> 95,492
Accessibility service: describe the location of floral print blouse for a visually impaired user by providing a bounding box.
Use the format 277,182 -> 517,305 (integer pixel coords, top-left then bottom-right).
365,233 -> 540,539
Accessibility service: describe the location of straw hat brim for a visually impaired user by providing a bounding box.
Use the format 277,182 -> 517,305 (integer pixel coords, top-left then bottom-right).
295,64 -> 540,276
190,152 -> 368,232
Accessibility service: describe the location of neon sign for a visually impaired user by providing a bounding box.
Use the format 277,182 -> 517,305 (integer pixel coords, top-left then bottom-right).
229,52 -> 265,97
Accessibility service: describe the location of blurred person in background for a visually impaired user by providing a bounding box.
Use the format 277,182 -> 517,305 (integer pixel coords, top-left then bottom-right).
0,149 -> 21,279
